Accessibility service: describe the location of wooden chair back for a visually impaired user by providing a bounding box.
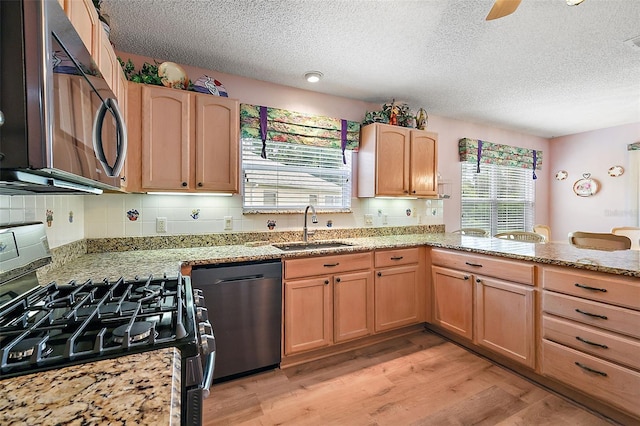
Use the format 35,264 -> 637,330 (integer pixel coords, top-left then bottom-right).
451,228 -> 489,236
533,224 -> 551,241
569,231 -> 632,251
494,231 -> 546,242
610,227 -> 640,250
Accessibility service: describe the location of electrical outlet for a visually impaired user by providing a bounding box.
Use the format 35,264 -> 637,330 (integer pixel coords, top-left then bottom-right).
364,214 -> 373,225
156,217 -> 167,233
224,216 -> 233,230
382,214 -> 388,225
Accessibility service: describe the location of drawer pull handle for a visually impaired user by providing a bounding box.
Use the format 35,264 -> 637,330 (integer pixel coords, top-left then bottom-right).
575,283 -> 607,293
390,256 -> 404,261
575,309 -> 608,320
576,336 -> 608,349
465,262 -> 483,267
323,263 -> 340,267
574,362 -> 608,377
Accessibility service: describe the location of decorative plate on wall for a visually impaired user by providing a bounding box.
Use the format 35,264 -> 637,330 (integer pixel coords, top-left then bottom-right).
555,170 -> 568,181
573,173 -> 599,197
607,165 -> 624,177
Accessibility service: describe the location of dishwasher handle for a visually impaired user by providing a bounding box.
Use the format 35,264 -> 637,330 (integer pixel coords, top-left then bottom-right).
213,274 -> 265,284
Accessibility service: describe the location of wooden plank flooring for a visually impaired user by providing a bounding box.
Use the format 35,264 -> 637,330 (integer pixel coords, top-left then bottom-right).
202,330 -> 615,425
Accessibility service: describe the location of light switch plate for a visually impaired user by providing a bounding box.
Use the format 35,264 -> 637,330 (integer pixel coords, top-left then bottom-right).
156,217 -> 167,233
224,216 -> 233,230
364,214 -> 373,225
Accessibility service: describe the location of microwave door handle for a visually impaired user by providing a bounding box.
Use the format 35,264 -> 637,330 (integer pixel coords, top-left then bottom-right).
92,98 -> 128,177
108,98 -> 128,176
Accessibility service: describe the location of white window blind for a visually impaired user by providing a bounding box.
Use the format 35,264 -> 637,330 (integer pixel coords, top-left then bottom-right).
242,138 -> 351,210
461,162 -> 535,235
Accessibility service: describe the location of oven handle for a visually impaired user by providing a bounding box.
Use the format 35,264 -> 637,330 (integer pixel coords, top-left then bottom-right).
201,349 -> 216,398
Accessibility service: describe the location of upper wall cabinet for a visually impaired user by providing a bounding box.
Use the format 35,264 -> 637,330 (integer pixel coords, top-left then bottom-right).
124,83 -> 239,193
358,123 -> 438,197
62,0 -> 124,107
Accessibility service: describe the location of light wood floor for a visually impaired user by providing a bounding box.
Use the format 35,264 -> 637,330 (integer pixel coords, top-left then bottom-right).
203,330 -> 614,425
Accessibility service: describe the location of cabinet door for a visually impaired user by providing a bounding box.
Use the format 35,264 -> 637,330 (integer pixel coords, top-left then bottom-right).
97,27 -> 119,95
194,95 -> 239,192
432,266 -> 474,339
334,270 -> 374,343
375,126 -> 409,196
63,0 -> 100,57
409,131 -> 437,196
141,86 -> 192,190
374,265 -> 419,332
284,276 -> 333,355
475,276 -> 535,368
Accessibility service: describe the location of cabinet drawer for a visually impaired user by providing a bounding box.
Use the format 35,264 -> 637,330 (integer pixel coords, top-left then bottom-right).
543,291 -> 640,339
542,339 -> 640,417
542,267 -> 640,310
542,315 -> 640,371
284,252 -> 373,280
431,249 -> 534,285
374,247 -> 420,268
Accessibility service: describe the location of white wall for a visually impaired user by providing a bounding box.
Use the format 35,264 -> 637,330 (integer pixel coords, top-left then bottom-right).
548,122 -> 640,242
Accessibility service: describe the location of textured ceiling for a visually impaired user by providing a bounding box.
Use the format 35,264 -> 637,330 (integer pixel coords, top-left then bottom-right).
103,0 -> 640,138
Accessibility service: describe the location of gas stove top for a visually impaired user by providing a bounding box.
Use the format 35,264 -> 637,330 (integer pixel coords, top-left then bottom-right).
0,274 -> 193,377
0,222 -> 215,425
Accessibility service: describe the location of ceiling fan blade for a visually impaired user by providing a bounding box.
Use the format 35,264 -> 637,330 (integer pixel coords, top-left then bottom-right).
486,0 -> 523,20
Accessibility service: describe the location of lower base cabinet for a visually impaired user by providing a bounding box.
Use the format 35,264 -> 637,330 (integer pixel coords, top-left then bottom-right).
431,265 -> 474,339
283,253 -> 374,356
475,276 -> 535,368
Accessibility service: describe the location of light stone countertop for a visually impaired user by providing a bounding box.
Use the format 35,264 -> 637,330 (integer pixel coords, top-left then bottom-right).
39,233 -> 640,284
0,347 -> 181,426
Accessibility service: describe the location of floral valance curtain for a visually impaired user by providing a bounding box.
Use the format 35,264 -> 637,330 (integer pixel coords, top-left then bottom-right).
459,137 -> 543,179
240,104 -> 360,162
628,142 -> 640,151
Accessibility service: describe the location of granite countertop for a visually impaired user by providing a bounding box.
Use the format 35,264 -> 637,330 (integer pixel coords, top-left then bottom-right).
39,233 -> 640,284
0,348 -> 181,425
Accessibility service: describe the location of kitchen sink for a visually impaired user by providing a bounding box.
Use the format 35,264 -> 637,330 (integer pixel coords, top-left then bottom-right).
272,241 -> 355,251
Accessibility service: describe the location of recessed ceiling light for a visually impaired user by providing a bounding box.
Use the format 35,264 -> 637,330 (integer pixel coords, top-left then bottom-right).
566,0 -> 586,5
304,71 -> 323,83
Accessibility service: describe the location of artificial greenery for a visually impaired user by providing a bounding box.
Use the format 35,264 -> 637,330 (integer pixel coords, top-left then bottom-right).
118,57 -> 194,89
362,101 -> 416,128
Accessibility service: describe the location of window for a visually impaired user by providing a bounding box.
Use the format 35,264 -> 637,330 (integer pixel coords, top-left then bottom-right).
461,162 -> 535,235
242,138 -> 352,210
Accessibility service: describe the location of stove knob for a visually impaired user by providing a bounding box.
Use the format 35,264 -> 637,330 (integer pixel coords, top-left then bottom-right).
200,333 -> 215,357
196,306 -> 208,322
193,289 -> 205,306
198,320 -> 213,336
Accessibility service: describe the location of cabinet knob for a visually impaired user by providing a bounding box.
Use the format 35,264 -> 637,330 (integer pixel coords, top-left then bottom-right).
120,176 -> 126,182
463,275 -> 469,280
475,278 -> 481,283
412,190 -> 416,194
377,272 -> 382,277
182,182 -> 188,187
198,182 -> 203,187
336,277 -> 341,283
324,280 -> 329,285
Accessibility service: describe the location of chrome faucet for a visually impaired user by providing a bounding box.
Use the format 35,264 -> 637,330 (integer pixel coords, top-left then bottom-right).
303,205 -> 318,242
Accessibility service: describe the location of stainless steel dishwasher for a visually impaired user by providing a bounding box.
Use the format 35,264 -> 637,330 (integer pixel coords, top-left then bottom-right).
191,260 -> 282,381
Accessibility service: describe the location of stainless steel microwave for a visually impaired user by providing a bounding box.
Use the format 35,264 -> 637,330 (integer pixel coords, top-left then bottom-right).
0,0 -> 127,195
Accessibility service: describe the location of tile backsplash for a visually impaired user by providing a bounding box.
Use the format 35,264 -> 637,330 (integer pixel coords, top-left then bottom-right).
0,194 -> 85,248
1,194 -> 444,247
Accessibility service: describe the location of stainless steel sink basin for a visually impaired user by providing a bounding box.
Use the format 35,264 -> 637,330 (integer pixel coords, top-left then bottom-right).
272,241 -> 354,251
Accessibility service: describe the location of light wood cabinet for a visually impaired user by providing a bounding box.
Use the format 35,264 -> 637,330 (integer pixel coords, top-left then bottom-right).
283,253 -> 374,355
475,276 -> 535,368
430,248 -> 536,368
431,265 -> 474,339
358,123 -> 437,197
373,248 -> 424,332
541,265 -> 640,419
62,0 -> 100,57
124,83 -> 239,193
